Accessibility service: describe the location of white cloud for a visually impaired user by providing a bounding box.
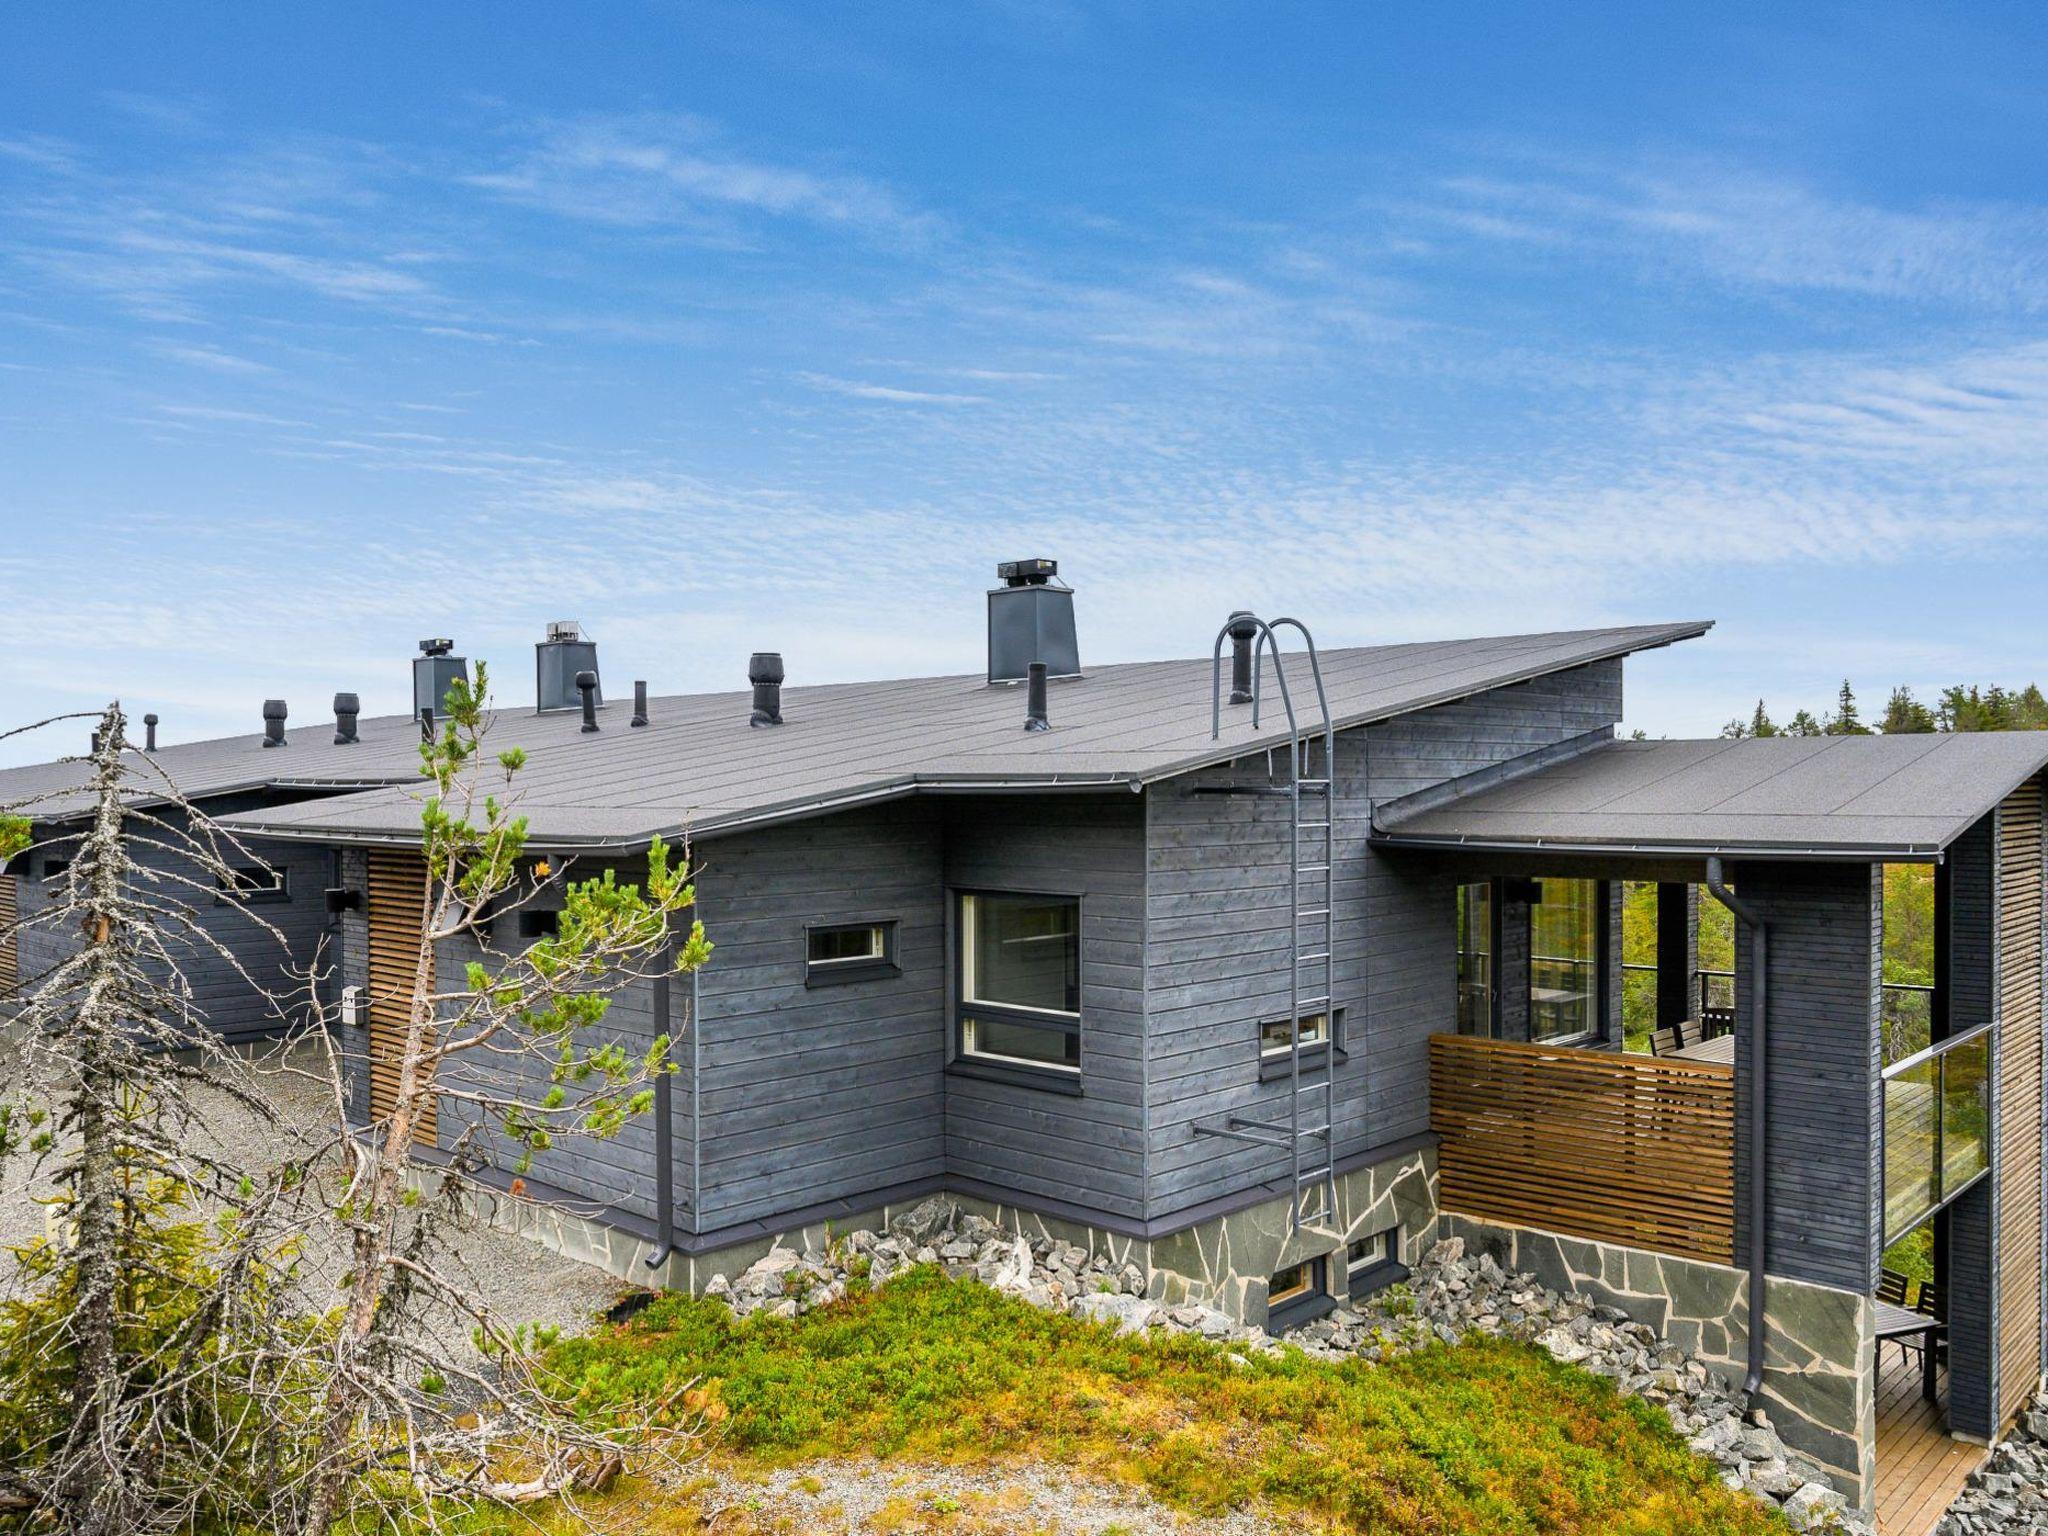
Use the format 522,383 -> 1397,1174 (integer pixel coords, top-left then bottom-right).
793,372 -> 991,406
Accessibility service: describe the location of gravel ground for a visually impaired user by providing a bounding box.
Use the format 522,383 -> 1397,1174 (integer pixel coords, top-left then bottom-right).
0,1044 -> 625,1357
687,1458 -> 1275,1535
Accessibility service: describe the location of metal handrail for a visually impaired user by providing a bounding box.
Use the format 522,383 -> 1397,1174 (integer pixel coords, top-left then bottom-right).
1882,1017 -> 1994,1082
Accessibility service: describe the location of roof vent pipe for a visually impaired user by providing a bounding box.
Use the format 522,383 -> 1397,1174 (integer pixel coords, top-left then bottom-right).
576,671 -> 600,733
262,699 -> 288,748
749,653 -> 784,728
1227,611 -> 1258,704
143,714 -> 158,751
1024,662 -> 1051,732
631,680 -> 649,728
333,693 -> 360,745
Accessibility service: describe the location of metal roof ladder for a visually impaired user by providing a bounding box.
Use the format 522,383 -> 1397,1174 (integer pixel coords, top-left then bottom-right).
1192,614 -> 1341,1238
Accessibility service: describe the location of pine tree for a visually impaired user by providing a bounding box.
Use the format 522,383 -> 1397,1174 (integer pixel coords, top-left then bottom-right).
1880,687 -> 1937,734
1825,680 -> 1868,735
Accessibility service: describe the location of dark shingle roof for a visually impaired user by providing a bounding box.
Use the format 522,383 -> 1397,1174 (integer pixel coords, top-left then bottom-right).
0,621 -> 1707,849
1373,733 -> 2048,859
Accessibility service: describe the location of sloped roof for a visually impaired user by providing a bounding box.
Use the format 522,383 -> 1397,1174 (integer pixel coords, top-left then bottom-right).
1373,733 -> 2048,860
127,620 -> 1704,850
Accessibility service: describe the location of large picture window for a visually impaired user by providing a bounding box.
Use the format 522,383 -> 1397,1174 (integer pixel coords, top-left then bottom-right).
958,892 -> 1081,1073
1456,882 -> 1495,1036
1530,877 -> 1601,1042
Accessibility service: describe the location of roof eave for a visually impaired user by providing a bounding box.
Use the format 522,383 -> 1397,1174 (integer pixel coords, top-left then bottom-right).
1368,830 -> 1949,863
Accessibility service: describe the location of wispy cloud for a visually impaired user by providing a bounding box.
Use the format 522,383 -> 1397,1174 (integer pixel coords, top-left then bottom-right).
794,371 -> 990,405
146,340 -> 272,374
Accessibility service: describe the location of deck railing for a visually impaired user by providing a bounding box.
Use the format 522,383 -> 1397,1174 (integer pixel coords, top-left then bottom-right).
1880,1020 -> 1992,1246
1429,1033 -> 1737,1264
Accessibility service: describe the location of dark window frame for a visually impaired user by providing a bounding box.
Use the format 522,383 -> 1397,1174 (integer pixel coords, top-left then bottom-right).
42,857 -> 71,883
1345,1226 -> 1409,1299
1265,1254 -> 1335,1331
947,886 -> 1084,1092
215,863 -> 289,906
518,908 -> 561,939
804,919 -> 900,987
1527,875 -> 1611,1047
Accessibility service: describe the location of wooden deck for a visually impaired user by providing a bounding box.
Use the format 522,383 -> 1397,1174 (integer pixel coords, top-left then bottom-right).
1876,1348 -> 1986,1536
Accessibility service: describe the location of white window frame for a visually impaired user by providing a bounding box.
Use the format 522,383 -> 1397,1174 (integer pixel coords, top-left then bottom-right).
1259,1009 -> 1333,1058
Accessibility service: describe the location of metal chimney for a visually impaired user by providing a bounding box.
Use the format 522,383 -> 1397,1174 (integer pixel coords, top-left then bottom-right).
631,680 -> 649,728
749,653 -> 784,727
536,621 -> 601,713
142,714 -> 158,751
333,692 -> 360,745
576,670 -> 600,733
987,558 -> 1079,684
413,638 -> 468,723
262,699 -> 288,748
1227,611 -> 1258,704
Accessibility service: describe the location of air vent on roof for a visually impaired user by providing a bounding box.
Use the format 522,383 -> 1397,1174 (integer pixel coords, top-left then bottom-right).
414,639 -> 469,723
262,699 -> 288,749
537,621 -> 601,714
143,713 -> 158,751
987,558 -> 1079,685
749,653 -> 784,727
333,693 -> 360,745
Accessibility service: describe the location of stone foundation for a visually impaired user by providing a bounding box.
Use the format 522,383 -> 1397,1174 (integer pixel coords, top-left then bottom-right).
452,1145 -> 1437,1332
1443,1213 -> 1876,1514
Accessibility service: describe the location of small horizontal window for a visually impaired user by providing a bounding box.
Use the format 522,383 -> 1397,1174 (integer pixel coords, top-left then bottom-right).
518,909 -> 560,939
1259,1010 -> 1333,1057
1346,1226 -> 1408,1298
216,865 -> 288,903
1266,1255 -> 1333,1329
43,858 -> 70,882
806,921 -> 897,986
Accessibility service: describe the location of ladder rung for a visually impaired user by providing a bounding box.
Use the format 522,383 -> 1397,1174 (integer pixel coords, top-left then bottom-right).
1297,777 -> 1331,785
1296,951 -> 1331,963
1297,1167 -> 1332,1184
1298,821 -> 1331,831
1299,907 -> 1330,919
1298,863 -> 1330,873
1297,995 -> 1332,1008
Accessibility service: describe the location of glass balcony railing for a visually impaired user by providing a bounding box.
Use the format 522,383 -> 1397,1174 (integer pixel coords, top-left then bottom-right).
1881,1021 -> 1992,1246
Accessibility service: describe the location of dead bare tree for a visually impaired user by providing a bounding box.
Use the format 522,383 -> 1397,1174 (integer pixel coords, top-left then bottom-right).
293,662 -> 708,1536
0,705 -> 317,1533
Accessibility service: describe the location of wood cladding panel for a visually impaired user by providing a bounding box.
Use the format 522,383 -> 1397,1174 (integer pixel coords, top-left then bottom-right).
0,872 -> 17,994
1430,1033 -> 1736,1264
366,851 -> 435,1146
1998,779 -> 2045,1421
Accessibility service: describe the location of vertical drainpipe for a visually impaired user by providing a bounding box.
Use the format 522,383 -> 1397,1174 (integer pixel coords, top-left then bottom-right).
1705,856 -> 1769,1399
645,931 -> 677,1273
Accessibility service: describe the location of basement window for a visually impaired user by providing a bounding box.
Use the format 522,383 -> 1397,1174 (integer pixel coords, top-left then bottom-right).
1259,1010 -> 1333,1058
806,921 -> 898,986
216,865 -> 289,904
1345,1227 -> 1408,1299
957,891 -> 1081,1077
1265,1255 -> 1334,1331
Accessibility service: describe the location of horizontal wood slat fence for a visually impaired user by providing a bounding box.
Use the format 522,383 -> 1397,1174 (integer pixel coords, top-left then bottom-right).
1430,1033 -> 1737,1265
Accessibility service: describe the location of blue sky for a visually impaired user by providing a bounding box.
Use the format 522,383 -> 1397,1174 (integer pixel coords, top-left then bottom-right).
3,2 -> 2046,764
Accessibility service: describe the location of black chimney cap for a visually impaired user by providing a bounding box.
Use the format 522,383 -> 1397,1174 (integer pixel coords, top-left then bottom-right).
997,558 -> 1059,587
262,699 -> 288,721
143,712 -> 160,726
748,652 -> 785,685
419,637 -> 455,657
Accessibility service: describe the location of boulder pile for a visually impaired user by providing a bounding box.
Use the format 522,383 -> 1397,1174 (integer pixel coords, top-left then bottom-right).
703,1199 -> 1868,1533
1935,1397 -> 2048,1534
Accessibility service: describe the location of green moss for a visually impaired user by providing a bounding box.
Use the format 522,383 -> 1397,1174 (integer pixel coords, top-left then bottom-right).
536,1267 -> 1788,1535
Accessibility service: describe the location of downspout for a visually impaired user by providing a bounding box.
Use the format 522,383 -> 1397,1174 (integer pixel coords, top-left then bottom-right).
1705,856 -> 1768,1399
644,935 -> 677,1273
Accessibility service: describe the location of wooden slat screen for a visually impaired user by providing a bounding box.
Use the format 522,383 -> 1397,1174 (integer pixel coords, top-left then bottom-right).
0,872 -> 17,995
366,851 -> 436,1146
1430,1033 -> 1737,1264
1997,778 -> 2045,1419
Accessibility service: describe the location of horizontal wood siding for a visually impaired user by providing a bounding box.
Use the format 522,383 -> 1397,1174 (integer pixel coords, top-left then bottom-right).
692,803 -> 945,1231
1430,1033 -> 1736,1262
1998,779 -> 2045,1420
945,795 -> 1147,1220
12,800 -> 333,1044
1142,660 -> 1624,1219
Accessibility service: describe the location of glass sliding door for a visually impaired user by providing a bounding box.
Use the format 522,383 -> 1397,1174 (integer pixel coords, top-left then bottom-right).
1530,877 -> 1601,1043
1456,881 -> 1494,1036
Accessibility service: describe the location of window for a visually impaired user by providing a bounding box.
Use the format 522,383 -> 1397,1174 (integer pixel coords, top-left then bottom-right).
1259,1010 -> 1332,1058
957,892 -> 1080,1074
1265,1256 -> 1332,1329
1529,877 -> 1601,1042
806,921 -> 897,986
1456,882 -> 1494,1036
518,909 -> 560,939
216,864 -> 288,904
1345,1226 -> 1407,1298
42,857 -> 71,883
